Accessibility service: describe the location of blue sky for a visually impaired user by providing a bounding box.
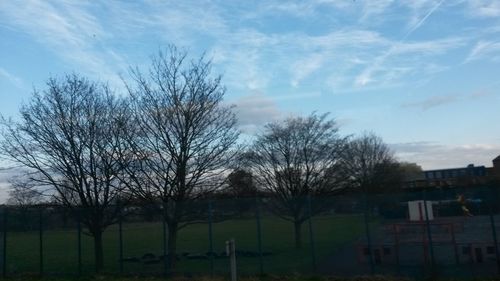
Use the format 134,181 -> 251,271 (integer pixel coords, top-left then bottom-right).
1,0 -> 500,176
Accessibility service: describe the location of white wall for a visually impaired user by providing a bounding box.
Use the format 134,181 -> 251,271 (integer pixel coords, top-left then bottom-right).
408,200 -> 434,221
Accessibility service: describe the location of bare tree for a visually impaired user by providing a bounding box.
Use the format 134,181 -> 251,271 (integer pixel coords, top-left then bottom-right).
244,113 -> 347,248
340,132 -> 398,193
122,46 -> 240,269
224,169 -> 257,198
399,162 -> 424,181
5,176 -> 43,231
0,75 -> 130,272
7,176 -> 42,206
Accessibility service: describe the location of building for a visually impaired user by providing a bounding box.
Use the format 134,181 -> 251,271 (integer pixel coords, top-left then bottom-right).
424,164 -> 487,180
424,164 -> 487,187
406,155 -> 500,189
492,155 -> 500,174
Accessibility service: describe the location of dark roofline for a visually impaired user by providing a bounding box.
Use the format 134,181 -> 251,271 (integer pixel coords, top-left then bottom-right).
423,165 -> 486,173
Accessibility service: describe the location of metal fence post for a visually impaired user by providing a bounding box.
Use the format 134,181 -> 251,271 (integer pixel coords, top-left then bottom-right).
118,206 -> 123,274
392,223 -> 400,274
422,189 -> 436,274
162,203 -> 168,277
226,239 -> 237,281
77,208 -> 82,276
488,186 -> 500,274
255,197 -> 263,275
39,208 -> 43,276
451,224 -> 459,265
307,195 -> 317,272
208,200 -> 214,276
363,190 -> 375,274
2,208 -> 7,278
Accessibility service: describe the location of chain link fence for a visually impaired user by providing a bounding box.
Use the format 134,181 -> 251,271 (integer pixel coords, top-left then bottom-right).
1,186 -> 500,278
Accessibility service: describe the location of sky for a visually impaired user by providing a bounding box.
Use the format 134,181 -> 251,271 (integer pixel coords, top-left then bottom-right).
0,0 -> 500,200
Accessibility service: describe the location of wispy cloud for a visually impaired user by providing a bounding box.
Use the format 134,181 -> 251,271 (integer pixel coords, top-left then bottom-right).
354,37 -> 465,89
359,0 -> 394,23
0,67 -> 23,88
0,0 -> 496,102
465,40 -> 500,62
392,37 -> 466,55
94,2 -> 394,94
355,0 -> 447,88
0,1 -> 125,87
263,2 -> 318,18
290,53 -> 324,87
0,0 -> 471,99
468,0 -> 500,18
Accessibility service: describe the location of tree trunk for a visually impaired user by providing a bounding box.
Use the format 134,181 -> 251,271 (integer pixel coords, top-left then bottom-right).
93,230 -> 104,273
167,222 -> 179,270
294,220 -> 302,249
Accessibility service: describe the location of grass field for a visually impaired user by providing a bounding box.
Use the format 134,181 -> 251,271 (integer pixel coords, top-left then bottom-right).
0,275 -> 420,281
4,213 -> 366,276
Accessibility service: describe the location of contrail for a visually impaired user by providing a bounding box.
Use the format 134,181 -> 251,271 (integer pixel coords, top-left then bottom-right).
355,0 -> 446,86
403,0 -> 445,41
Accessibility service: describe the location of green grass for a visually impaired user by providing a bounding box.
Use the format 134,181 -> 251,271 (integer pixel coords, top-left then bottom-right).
4,214 -> 365,276
0,276 -> 418,281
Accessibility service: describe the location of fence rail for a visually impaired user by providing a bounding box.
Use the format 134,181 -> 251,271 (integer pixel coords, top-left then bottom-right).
1,186 -> 500,279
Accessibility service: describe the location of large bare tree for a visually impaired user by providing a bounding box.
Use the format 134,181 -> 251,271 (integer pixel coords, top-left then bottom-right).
0,75 -> 130,272
340,132 -> 399,193
244,113 -> 347,248
224,169 -> 257,198
122,46 -> 239,269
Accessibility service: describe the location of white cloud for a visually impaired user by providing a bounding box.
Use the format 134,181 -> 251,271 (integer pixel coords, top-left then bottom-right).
0,166 -> 18,204
392,141 -> 500,170
231,91 -> 322,134
232,93 -> 283,134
